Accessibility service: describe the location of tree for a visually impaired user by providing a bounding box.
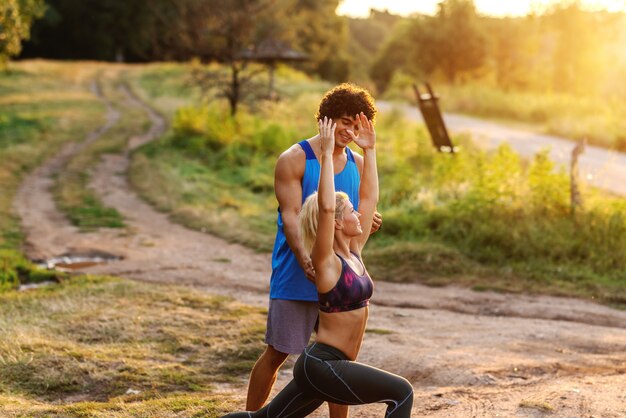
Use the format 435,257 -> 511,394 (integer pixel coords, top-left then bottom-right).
370,0 -> 487,91
190,0 -> 296,116
348,9 -> 402,82
542,2 -> 619,95
289,0 -> 348,81
432,0 -> 487,83
369,20 -> 415,92
0,0 -> 44,67
21,0 -> 207,62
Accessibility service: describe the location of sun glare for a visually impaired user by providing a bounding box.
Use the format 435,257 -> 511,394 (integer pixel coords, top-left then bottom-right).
336,0 -> 626,17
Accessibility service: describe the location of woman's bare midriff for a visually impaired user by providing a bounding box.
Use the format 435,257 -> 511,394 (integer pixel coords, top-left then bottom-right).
315,307 -> 369,360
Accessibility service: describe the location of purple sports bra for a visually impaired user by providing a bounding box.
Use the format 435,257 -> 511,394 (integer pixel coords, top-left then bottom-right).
318,252 -> 374,313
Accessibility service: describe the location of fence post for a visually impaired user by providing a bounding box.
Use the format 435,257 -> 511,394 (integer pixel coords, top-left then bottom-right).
570,137 -> 587,215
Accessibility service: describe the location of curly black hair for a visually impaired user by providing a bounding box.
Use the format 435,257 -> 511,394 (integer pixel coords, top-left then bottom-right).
315,83 -> 377,124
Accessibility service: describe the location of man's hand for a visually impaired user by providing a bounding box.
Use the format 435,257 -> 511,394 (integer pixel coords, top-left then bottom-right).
349,112 -> 376,150
370,211 -> 382,234
298,254 -> 316,282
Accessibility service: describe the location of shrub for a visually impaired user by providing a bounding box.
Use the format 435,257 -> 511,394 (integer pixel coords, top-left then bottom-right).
0,267 -> 19,292
0,250 -> 63,293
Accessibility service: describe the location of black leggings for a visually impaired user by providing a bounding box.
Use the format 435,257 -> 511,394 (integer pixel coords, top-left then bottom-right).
223,342 -> 413,418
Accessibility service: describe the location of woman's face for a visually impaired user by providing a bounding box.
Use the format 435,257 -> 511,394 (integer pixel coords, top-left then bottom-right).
339,201 -> 362,236
333,114 -> 359,148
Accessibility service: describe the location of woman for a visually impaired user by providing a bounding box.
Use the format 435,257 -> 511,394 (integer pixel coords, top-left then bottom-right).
224,114 -> 413,417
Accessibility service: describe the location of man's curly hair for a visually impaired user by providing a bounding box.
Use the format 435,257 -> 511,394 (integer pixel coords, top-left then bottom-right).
315,83 -> 377,123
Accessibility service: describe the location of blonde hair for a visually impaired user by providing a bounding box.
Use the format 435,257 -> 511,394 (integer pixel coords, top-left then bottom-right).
299,191 -> 350,255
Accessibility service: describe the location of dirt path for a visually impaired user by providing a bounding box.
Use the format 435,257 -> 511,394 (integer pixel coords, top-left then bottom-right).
13,76 -> 626,417
14,79 -> 121,261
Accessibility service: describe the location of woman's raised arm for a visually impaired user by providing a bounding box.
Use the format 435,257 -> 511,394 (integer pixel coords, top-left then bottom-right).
311,117 -> 337,267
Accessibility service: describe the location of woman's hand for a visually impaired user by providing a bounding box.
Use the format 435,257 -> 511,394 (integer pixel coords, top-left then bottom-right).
349,112 -> 376,150
319,116 -> 336,155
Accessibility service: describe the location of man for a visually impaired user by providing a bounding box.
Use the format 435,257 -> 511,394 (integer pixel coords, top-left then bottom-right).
246,83 -> 381,418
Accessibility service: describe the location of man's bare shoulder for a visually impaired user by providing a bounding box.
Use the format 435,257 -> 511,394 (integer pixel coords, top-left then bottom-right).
350,147 -> 364,171
275,142 -> 307,178
278,142 -> 307,162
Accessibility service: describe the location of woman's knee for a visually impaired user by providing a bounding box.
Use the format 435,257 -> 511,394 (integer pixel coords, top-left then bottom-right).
394,376 -> 414,400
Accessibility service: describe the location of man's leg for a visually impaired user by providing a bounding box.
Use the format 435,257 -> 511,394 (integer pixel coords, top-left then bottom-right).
246,298 -> 318,411
328,402 -> 349,418
245,344 -> 289,410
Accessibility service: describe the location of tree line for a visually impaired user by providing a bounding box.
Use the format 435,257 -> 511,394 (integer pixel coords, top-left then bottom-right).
7,0 -> 626,102
18,0 -> 349,81
368,0 -> 626,100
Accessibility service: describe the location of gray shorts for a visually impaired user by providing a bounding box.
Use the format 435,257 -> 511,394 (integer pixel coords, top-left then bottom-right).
265,298 -> 319,354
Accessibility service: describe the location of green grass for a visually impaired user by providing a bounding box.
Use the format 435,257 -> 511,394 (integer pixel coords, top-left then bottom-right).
0,275 -> 264,416
126,61 -> 331,120
0,63 -> 267,416
0,61 -> 107,290
126,63 -> 626,306
440,83 -> 626,151
382,75 -> 626,150
129,137 -> 277,252
52,72 -> 152,231
0,58 -> 623,416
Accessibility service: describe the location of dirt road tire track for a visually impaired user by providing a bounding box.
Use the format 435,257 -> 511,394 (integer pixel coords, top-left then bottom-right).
14,79 -> 121,261
12,74 -> 626,417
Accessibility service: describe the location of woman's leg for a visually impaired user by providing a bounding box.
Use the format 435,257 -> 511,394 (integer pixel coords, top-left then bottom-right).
325,360 -> 413,417
223,380 -> 324,418
295,343 -> 414,417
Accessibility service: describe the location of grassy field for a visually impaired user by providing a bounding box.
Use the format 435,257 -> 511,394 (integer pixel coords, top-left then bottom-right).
125,63 -> 626,307
0,275 -> 265,417
51,68 -> 151,231
0,59 -> 624,416
126,64 -> 328,253
382,74 -> 626,151
0,61 -> 108,290
0,62 -> 266,416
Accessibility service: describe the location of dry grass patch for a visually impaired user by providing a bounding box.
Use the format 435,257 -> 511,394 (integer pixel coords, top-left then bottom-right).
0,275 -> 265,416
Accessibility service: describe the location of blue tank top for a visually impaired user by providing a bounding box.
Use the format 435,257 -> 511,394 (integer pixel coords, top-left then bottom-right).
270,140 -> 360,301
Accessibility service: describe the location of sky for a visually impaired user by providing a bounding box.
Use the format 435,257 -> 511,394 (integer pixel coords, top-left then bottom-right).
336,0 -> 626,18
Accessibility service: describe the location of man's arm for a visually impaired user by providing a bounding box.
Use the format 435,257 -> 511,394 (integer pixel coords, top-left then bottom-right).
352,148 -> 383,235
274,148 -> 315,281
349,112 -> 378,252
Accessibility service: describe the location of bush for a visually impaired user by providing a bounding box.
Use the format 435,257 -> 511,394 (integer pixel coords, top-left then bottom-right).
0,267 -> 19,292
373,128 -> 626,278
